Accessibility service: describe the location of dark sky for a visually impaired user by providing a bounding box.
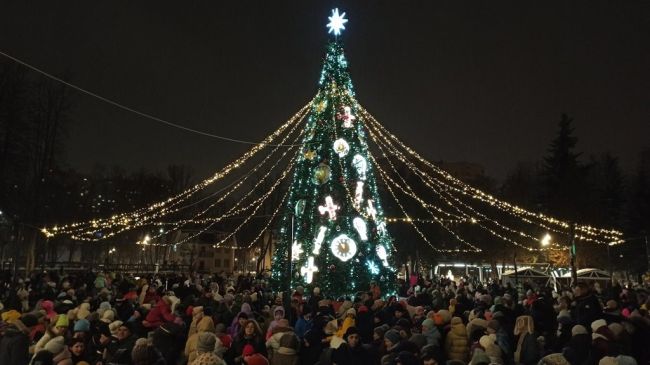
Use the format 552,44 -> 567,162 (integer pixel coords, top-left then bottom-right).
1,1 -> 648,180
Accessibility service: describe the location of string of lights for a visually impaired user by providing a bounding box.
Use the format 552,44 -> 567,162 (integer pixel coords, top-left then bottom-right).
366,121 -> 568,252
172,152 -> 297,247
369,152 -> 482,253
366,116 -> 613,247
44,103 -> 312,239
67,113 -> 305,241
123,118 -> 306,243
357,106 -> 623,244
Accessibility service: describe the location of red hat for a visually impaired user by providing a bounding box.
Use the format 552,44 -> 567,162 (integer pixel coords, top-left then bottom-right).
242,344 -> 256,357
245,353 -> 269,365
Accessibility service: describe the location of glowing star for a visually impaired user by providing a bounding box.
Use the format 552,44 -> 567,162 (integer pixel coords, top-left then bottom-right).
352,154 -> 367,180
313,226 -> 328,254
326,8 -> 348,36
354,181 -> 364,209
300,256 -> 319,284
318,196 -> 339,220
376,245 -> 389,267
338,106 -> 356,128
353,217 -> 368,241
291,241 -> 304,261
366,199 -> 377,220
330,234 -> 357,262
367,261 -> 380,275
333,138 -> 350,157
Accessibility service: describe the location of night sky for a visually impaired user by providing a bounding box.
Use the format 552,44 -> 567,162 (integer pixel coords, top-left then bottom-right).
1,1 -> 648,180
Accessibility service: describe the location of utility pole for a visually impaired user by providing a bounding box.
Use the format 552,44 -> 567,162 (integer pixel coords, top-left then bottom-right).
569,222 -> 578,285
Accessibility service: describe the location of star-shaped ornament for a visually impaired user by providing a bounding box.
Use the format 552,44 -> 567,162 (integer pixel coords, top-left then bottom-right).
327,8 -> 348,36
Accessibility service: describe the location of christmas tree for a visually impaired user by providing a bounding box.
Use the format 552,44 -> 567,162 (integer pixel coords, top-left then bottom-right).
270,9 -> 396,297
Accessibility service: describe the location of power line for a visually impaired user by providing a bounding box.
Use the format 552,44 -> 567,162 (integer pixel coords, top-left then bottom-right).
0,50 -> 303,147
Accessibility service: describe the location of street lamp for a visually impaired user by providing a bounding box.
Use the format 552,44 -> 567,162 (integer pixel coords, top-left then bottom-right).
540,233 -> 551,270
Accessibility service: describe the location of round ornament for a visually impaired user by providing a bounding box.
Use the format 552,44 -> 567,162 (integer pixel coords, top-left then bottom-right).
295,199 -> 306,216
312,163 -> 331,185
333,138 -> 350,157
330,234 -> 357,262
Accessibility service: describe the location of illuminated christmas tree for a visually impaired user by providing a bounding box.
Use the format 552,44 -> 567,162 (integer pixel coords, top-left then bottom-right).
270,9 -> 396,297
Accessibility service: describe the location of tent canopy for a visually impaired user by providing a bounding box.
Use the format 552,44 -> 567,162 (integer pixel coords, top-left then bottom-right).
502,267 -> 550,278
562,268 -> 611,280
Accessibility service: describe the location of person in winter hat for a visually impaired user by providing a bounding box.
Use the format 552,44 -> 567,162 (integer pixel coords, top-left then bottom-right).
514,315 -> 539,365
185,316 -> 217,363
130,337 -> 166,365
445,317 -> 469,362
421,318 -> 442,348
587,319 -> 617,364
43,336 -> 73,365
188,306 -> 205,337
335,307 -> 356,338
191,340 -> 226,365
479,334 -> 503,364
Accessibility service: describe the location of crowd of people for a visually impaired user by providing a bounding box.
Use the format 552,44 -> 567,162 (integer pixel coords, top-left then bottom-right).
0,269 -> 648,365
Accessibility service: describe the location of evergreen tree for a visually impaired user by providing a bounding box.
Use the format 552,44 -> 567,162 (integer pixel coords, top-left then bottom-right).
270,40 -> 396,297
541,114 -> 588,220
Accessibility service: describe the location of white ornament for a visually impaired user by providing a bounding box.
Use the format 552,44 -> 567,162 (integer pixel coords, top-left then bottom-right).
291,241 -> 304,261
354,181 -> 364,209
353,217 -> 368,241
326,8 -> 348,36
340,106 -> 356,128
366,199 -> 377,220
367,261 -> 380,275
352,154 -> 367,180
313,226 -> 328,254
333,138 -> 350,157
301,256 -> 319,284
318,196 -> 339,220
330,234 -> 357,262
377,220 -> 387,237
376,245 -> 389,267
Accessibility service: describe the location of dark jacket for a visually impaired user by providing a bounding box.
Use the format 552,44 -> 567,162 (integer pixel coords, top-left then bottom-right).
0,322 -> 30,365
572,293 -> 602,328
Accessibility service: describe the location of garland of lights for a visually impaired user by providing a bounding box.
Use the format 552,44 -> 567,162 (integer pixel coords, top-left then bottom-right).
67,114 -> 305,242
357,106 -> 623,245
129,120 -> 305,244
170,152 -> 298,247
366,116 -> 614,246
43,102 -> 312,239
369,152 -> 481,253
366,123 -> 568,252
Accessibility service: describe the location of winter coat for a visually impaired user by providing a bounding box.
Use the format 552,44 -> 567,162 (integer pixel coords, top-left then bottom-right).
293,316 -> 312,339
190,351 -> 226,365
185,317 -> 216,364
0,321 -> 31,365
52,348 -> 74,365
269,331 -> 300,365
514,316 -> 539,365
445,318 -> 469,362
105,335 -> 137,365
572,293 -> 602,328
562,333 -> 590,365
144,299 -> 176,329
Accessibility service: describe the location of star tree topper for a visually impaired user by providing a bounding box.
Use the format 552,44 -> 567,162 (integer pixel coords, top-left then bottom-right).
327,8 -> 348,36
